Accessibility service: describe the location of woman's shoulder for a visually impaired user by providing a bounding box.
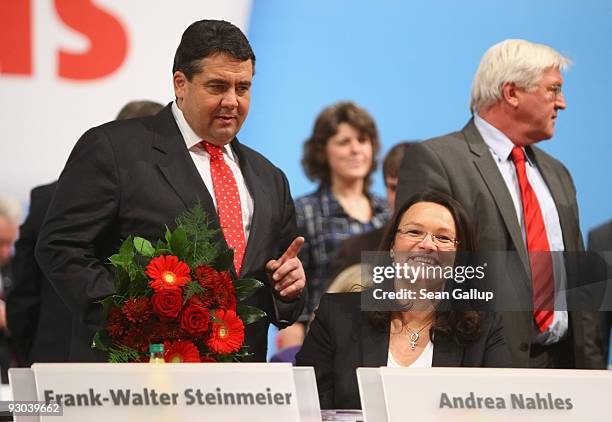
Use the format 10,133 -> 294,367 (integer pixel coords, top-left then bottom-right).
369,194 -> 391,221
295,188 -> 326,209
317,292 -> 363,317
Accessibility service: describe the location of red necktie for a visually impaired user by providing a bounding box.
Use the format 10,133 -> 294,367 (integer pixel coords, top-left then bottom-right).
511,146 -> 554,332
201,141 -> 246,277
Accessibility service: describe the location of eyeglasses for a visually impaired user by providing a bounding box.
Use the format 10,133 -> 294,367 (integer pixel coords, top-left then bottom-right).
396,227 -> 459,249
545,85 -> 563,101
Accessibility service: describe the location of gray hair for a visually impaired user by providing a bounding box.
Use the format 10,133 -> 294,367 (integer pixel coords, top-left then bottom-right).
0,194 -> 23,224
470,39 -> 571,113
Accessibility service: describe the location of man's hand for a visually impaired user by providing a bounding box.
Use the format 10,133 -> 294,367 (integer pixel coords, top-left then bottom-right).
266,237 -> 305,300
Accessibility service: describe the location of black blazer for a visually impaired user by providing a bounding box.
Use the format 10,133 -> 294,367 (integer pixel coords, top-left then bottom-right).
296,292 -> 511,410
7,181 -> 72,363
35,105 -> 305,362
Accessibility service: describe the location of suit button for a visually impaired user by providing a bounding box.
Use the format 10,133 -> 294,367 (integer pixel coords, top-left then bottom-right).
519,342 -> 529,352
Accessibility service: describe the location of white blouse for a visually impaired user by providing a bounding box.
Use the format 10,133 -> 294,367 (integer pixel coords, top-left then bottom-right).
387,341 -> 434,368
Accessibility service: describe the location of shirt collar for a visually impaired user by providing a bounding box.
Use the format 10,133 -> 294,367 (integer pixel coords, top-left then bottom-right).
171,101 -> 236,160
473,113 -> 533,165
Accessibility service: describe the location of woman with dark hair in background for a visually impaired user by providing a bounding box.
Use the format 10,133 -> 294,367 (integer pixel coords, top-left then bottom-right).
295,101 -> 390,324
296,190 -> 511,409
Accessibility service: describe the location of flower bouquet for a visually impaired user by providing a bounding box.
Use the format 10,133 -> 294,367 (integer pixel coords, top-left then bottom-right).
93,205 -> 266,363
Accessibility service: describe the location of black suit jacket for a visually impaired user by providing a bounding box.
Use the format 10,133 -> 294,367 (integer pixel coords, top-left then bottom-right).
35,105 -> 305,361
7,181 -> 72,363
396,119 -> 602,368
296,292 -> 511,409
587,220 -> 612,361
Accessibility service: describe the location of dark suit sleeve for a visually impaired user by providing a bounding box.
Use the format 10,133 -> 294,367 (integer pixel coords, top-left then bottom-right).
269,170 -> 307,327
482,313 -> 513,367
6,187 -> 47,361
295,293 -> 334,409
395,142 -> 451,209
557,164 -> 605,368
35,128 -> 119,331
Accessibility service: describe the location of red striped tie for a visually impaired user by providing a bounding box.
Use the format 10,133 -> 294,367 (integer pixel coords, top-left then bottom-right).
201,141 -> 246,277
511,146 -> 554,332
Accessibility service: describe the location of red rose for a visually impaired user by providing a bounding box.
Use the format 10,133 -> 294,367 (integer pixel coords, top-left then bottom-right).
151,289 -> 183,319
180,304 -> 211,336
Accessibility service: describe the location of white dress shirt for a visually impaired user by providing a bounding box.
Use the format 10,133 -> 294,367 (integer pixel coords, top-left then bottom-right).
171,101 -> 254,241
474,114 -> 568,345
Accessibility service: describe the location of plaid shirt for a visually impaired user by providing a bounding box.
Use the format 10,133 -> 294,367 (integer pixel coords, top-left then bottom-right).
295,187 -> 390,320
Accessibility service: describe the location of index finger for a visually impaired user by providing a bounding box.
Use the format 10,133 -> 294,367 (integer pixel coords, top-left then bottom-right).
277,236 -> 305,264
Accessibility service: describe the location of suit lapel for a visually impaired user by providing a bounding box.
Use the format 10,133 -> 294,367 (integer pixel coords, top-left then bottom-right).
463,120 -> 530,272
232,140 -> 268,275
359,314 -> 390,367
151,106 -> 219,229
529,148 -> 575,249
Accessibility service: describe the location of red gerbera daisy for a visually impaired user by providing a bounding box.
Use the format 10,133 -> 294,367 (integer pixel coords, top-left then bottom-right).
146,255 -> 191,291
164,340 -> 201,363
122,297 -> 152,323
206,309 -> 244,354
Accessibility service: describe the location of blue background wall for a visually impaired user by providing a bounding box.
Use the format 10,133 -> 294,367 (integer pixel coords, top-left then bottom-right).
242,0 -> 612,235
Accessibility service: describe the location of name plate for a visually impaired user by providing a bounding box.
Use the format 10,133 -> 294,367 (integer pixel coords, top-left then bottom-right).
358,367 -> 612,421
27,363 -> 303,422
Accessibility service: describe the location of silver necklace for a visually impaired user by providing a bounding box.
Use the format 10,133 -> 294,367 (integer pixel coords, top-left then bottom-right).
405,324 -> 430,351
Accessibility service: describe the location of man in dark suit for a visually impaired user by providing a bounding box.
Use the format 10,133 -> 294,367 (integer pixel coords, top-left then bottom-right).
587,220 -> 612,365
0,195 -> 22,381
7,182 -> 67,364
7,101 -> 164,364
35,20 -> 306,362
396,39 -> 603,368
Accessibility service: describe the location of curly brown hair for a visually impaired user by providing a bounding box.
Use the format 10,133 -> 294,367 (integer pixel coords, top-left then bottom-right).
301,101 -> 380,189
367,190 -> 483,345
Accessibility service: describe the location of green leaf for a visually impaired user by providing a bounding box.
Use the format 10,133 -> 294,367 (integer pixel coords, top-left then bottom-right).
183,281 -> 205,304
169,227 -> 190,260
99,295 -> 123,319
127,268 -> 150,297
216,247 -> 234,271
154,239 -> 171,256
108,344 -> 142,363
237,304 -> 267,325
234,278 -> 264,301
175,203 -> 218,243
133,237 -> 155,257
112,266 -> 130,295
92,330 -> 111,352
108,237 -> 135,269
175,203 -> 223,266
